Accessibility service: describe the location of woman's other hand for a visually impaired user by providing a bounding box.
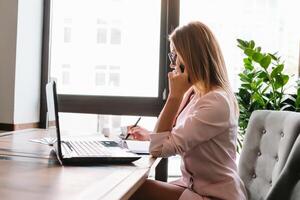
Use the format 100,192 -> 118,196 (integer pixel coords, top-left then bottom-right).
127,126 -> 150,141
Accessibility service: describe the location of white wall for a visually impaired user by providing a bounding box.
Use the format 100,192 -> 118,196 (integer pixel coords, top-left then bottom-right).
14,0 -> 43,124
0,0 -> 43,125
0,0 -> 18,124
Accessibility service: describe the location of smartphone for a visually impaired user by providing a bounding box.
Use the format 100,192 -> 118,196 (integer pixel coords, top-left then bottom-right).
179,64 -> 185,73
179,64 -> 191,83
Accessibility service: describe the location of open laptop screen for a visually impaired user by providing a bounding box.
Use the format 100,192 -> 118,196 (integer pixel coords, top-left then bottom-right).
46,81 -> 63,159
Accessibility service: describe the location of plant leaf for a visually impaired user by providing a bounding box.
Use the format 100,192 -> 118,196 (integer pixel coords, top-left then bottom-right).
282,75 -> 289,86
257,71 -> 268,79
244,48 -> 255,57
238,44 -> 245,50
239,73 -> 251,82
241,83 -> 252,90
271,64 -> 284,78
252,52 -> 263,62
296,87 -> 300,108
268,53 -> 278,61
252,93 -> 265,107
255,47 -> 261,52
237,39 -> 247,47
249,40 -> 255,49
260,55 -> 272,69
274,75 -> 283,89
243,58 -> 251,64
244,63 -> 254,71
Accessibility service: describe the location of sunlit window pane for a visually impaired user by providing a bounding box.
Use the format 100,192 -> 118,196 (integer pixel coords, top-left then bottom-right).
58,113 -> 157,137
50,0 -> 161,97
97,28 -> 107,44
180,0 -> 300,91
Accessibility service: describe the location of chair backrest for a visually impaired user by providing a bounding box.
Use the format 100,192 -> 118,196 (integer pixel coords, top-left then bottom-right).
265,135 -> 300,200
238,110 -> 300,200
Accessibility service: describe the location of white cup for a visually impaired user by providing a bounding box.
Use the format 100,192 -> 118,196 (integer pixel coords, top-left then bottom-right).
120,126 -> 128,138
102,127 -> 110,137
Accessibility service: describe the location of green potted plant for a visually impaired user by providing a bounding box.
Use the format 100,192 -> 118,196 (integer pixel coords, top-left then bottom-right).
236,39 -> 299,151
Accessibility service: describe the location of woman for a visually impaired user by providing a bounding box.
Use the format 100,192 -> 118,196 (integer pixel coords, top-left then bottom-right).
128,21 -> 247,200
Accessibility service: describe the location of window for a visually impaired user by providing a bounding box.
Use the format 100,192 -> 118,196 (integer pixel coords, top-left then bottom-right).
61,64 -> 71,85
63,18 -> 72,43
63,27 -> 72,43
50,0 -> 162,97
180,0 -> 300,91
62,71 -> 70,85
95,72 -> 106,86
97,28 -> 107,44
95,65 -> 106,86
108,65 -> 120,87
58,113 -> 157,138
41,0 -> 171,120
96,18 -> 108,44
39,0 -> 181,182
110,28 -> 121,44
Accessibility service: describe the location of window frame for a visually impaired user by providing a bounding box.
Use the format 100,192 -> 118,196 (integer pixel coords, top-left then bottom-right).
39,0 -> 180,127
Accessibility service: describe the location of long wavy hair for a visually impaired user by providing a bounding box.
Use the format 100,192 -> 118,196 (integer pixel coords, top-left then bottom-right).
169,21 -> 239,114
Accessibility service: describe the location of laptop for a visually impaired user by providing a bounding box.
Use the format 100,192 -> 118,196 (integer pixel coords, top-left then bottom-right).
46,81 -> 141,165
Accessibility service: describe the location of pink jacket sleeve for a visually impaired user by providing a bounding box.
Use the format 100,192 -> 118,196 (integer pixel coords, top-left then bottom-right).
149,93 -> 230,157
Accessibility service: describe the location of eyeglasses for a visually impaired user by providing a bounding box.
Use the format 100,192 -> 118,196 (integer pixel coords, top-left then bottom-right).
168,52 -> 177,65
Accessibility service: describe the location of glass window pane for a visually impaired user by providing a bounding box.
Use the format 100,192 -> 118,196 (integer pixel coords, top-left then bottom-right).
63,27 -> 72,43
50,0 -> 161,97
95,72 -> 106,86
97,28 -> 107,44
180,0 -> 300,91
58,112 -> 157,137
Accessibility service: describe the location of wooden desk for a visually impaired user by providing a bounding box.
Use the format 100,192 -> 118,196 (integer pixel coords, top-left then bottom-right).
0,129 -> 161,200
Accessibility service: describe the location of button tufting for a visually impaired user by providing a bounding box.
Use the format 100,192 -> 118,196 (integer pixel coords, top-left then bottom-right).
275,155 -> 279,161
262,129 -> 267,134
269,180 -> 272,186
190,177 -> 193,183
280,132 -> 284,137
257,151 -> 261,156
188,177 -> 194,189
252,173 -> 256,179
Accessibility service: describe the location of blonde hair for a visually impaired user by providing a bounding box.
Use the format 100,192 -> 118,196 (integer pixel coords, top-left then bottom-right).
169,21 -> 239,114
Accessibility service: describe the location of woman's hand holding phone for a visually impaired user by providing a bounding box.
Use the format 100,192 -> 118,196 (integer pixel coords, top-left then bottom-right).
168,64 -> 192,99
179,64 -> 185,73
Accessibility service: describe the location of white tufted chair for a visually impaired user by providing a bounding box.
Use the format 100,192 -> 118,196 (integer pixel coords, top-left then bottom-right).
265,135 -> 300,200
238,110 -> 300,200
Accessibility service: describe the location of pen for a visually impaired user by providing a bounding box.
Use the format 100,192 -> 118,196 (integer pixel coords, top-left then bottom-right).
125,117 -> 141,140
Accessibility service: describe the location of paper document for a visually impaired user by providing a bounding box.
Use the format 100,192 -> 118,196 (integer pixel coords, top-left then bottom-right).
126,140 -> 150,154
29,137 -> 56,146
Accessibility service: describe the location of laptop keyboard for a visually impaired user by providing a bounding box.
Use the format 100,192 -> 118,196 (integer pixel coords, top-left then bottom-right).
61,140 -> 113,157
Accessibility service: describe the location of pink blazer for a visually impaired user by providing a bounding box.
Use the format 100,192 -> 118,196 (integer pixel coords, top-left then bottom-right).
149,89 -> 247,200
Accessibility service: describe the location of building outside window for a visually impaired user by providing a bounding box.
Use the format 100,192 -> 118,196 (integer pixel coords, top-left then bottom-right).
96,18 -> 108,44
108,65 -> 120,87
110,20 -> 122,45
61,64 -> 71,85
97,28 -> 107,44
63,18 -> 72,43
95,65 -> 107,86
